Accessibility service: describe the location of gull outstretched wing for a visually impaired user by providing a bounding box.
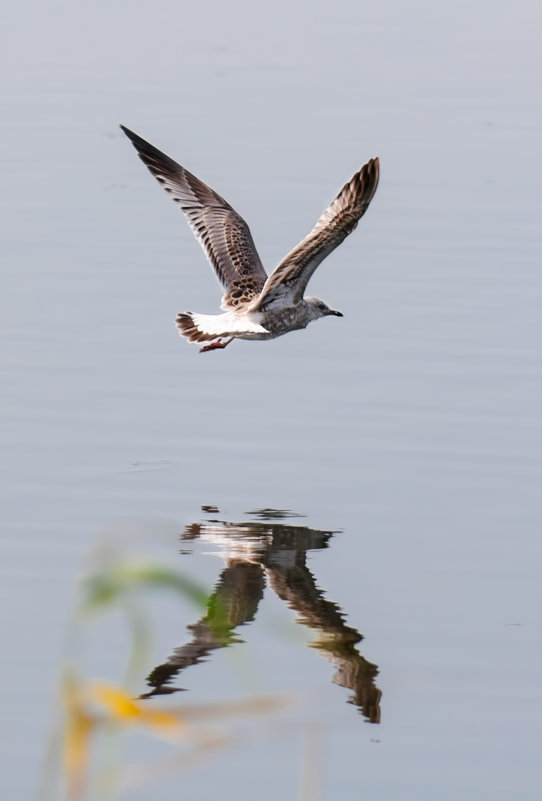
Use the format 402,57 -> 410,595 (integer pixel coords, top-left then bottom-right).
121,125 -> 268,310
253,158 -> 379,310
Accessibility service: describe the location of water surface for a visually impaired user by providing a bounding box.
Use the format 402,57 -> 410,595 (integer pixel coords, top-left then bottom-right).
2,1 -> 542,798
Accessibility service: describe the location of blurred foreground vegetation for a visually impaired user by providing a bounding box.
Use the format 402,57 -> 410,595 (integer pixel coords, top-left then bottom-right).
36,527 -> 292,801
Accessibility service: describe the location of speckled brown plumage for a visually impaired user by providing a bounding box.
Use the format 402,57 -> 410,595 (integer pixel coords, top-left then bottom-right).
121,125 -> 267,309
253,158 -> 379,310
121,125 -> 379,352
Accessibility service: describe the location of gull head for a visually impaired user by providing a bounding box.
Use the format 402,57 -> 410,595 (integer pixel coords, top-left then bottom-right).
305,297 -> 344,322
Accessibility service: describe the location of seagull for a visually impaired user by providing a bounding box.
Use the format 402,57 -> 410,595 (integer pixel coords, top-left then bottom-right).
121,125 -> 379,353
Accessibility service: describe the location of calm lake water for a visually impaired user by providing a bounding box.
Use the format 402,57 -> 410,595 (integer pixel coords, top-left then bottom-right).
2,1 -> 542,799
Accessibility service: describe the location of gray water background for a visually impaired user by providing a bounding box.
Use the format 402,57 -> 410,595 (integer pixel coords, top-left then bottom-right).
2,0 -> 542,798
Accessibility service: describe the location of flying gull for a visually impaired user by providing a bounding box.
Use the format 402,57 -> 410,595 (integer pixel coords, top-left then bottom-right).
121,125 -> 379,352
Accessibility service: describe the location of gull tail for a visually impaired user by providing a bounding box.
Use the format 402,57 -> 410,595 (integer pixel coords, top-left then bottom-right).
176,312 -> 220,344
175,310 -> 269,348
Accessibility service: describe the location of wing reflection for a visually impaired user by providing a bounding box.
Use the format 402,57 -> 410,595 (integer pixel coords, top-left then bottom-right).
142,509 -> 381,722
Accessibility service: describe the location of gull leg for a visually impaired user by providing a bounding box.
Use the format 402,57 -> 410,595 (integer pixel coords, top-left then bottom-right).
199,337 -> 234,353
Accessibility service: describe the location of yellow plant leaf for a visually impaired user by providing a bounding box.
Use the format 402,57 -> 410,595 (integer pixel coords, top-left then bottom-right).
62,675 -> 95,800
90,683 -> 185,739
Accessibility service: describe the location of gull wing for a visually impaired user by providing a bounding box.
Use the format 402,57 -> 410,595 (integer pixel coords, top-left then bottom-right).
121,126 -> 268,310
253,158 -> 379,310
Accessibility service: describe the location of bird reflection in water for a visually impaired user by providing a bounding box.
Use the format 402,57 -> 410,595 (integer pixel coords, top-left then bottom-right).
142,508 -> 381,723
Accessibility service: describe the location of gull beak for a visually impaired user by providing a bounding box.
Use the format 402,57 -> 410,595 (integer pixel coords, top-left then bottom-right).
329,309 -> 343,317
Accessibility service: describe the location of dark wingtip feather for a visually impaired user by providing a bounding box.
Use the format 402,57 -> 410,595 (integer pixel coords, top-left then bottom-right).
120,125 -> 183,178
120,124 -> 143,145
355,156 -> 380,206
119,124 -> 144,148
